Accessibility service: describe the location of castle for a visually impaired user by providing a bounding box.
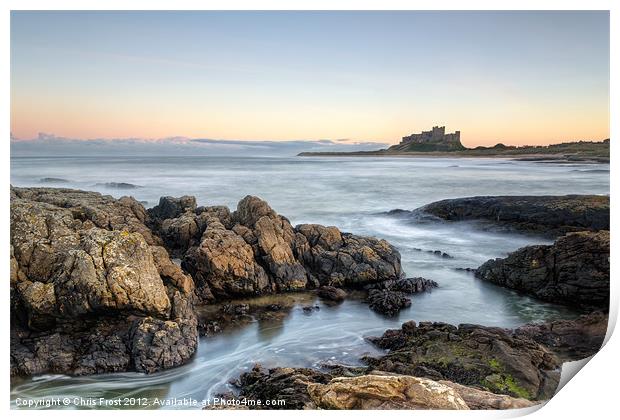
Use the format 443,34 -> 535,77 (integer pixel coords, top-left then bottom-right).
388,126 -> 465,152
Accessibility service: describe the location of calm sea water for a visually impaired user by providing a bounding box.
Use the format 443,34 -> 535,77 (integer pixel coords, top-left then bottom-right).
10,155 -> 610,409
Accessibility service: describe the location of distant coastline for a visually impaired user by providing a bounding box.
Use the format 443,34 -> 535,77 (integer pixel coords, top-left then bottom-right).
299,138 -> 610,163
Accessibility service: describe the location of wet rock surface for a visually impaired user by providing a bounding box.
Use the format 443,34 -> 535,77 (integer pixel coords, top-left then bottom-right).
317,285 -> 347,302
407,195 -> 609,236
366,290 -> 411,316
476,231 -> 609,310
364,277 -> 438,315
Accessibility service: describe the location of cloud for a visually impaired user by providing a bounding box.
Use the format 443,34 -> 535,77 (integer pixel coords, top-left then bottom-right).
11,134 -> 388,157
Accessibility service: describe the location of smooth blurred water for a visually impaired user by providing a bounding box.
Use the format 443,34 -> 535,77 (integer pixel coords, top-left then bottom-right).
10,155 -> 610,409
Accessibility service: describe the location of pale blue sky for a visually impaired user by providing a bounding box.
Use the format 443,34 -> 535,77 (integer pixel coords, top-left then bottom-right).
11,11 -> 610,146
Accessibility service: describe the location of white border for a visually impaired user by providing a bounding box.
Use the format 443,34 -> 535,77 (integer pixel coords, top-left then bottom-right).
2,2 -> 617,420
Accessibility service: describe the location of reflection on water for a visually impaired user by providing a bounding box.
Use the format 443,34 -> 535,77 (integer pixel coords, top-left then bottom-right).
10,156 -> 608,409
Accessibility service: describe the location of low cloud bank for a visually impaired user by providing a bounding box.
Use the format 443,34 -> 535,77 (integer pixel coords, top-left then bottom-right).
11,133 -> 388,157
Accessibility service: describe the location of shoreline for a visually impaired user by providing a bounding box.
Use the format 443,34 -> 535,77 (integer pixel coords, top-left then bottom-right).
297,151 -> 609,163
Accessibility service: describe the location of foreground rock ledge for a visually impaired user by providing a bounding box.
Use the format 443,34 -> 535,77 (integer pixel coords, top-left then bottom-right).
227,365 -> 535,410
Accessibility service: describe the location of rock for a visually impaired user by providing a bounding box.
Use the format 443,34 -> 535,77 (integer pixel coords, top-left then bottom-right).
129,316 -> 197,374
11,186 -> 160,245
307,374 -> 469,410
476,231 -> 609,310
233,365 -> 332,409
439,380 -> 537,409
317,285 -> 347,302
148,195 -> 197,221
233,196 -> 308,291
40,177 -> 69,183
10,187 -> 198,377
367,277 -> 438,294
95,182 -> 141,189
367,290 -> 411,316
159,212 -> 201,255
365,321 -> 561,400
183,218 -> 270,300
514,312 -> 607,361
182,196 -> 403,301
295,224 -> 402,287
415,195 -> 609,236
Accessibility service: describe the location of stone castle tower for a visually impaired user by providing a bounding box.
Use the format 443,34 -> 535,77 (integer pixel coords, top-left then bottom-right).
389,126 -> 464,152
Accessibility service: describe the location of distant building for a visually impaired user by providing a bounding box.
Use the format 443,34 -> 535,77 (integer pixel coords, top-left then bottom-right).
389,126 -> 465,152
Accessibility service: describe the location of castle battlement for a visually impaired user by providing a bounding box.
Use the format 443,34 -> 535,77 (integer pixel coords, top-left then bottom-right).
389,126 -> 465,152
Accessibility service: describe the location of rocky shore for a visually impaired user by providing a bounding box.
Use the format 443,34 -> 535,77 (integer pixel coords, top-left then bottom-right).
10,187 -> 610,410
476,230 -> 609,310
399,195 -> 609,236
10,187 -> 418,377
226,312 -> 606,409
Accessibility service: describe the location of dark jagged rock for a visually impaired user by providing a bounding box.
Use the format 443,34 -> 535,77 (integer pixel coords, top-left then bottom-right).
317,285 -> 347,302
476,231 -> 609,310
181,196 -> 403,301
10,187 -> 197,377
95,182 -> 142,189
40,177 -> 69,183
367,277 -> 438,294
364,277 -> 437,315
294,223 -> 402,287
365,321 -> 561,400
148,195 -> 197,221
514,312 -> 607,361
415,195 -> 609,236
366,290 -> 411,316
232,365 -> 332,409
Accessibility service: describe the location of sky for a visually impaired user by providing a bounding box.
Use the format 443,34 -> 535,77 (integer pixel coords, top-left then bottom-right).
10,11 -> 610,147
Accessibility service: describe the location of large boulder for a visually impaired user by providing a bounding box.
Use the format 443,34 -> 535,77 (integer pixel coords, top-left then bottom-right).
10,187 -> 198,377
233,196 -> 308,291
407,195 -> 609,236
366,289 -> 411,316
183,218 -> 270,300
475,231 -> 609,310
365,321 -> 561,400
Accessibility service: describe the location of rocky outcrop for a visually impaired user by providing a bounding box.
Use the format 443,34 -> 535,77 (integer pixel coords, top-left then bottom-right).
438,380 -> 536,410
167,196 -> 403,301
365,321 -> 561,400
514,312 -> 607,361
364,277 -> 438,315
307,374 -> 469,409
476,231 -> 609,310
408,195 -> 609,236
229,365 -> 533,410
294,223 -> 402,287
10,187 -> 197,377
11,187 -> 407,377
366,290 -> 411,316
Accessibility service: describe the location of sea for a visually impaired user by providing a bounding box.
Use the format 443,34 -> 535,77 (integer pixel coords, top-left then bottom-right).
10,155 -> 610,409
